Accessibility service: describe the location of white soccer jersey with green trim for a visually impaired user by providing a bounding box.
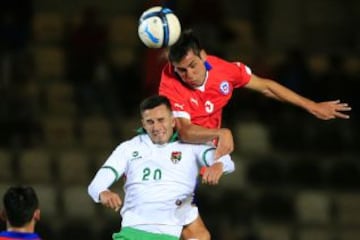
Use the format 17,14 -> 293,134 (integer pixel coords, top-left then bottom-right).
88,133 -> 234,228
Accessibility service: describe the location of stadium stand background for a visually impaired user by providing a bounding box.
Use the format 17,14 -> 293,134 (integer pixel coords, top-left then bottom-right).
0,0 -> 359,239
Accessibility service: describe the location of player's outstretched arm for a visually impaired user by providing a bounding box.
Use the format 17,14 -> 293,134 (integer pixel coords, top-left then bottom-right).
245,74 -> 351,120
305,100 -> 351,120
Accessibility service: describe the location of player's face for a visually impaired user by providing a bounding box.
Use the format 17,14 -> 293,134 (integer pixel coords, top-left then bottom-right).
141,104 -> 175,144
173,49 -> 207,88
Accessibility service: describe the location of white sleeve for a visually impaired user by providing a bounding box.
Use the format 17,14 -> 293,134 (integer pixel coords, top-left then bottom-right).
214,155 -> 235,174
88,168 -> 117,203
88,143 -> 128,203
198,147 -> 235,174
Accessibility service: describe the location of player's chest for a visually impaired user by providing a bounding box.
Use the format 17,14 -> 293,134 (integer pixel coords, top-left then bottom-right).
187,80 -> 233,114
126,147 -> 195,180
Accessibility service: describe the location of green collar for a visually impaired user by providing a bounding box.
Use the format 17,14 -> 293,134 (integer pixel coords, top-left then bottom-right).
136,128 -> 179,143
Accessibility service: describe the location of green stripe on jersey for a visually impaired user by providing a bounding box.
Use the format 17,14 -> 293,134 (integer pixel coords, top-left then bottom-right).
102,166 -> 120,181
202,147 -> 216,166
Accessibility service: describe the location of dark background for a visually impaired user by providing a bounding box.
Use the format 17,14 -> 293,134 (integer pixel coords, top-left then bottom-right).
0,0 -> 359,239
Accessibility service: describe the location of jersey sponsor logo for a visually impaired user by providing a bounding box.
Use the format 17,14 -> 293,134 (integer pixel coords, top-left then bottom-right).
132,151 -> 139,157
174,103 -> 184,110
190,98 -> 199,106
205,100 -> 214,113
170,151 -> 182,164
130,151 -> 142,161
219,81 -> 230,95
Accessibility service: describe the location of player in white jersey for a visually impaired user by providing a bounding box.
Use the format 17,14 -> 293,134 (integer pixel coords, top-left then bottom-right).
88,95 -> 235,240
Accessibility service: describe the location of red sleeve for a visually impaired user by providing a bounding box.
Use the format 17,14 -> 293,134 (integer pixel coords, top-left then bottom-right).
231,61 -> 252,88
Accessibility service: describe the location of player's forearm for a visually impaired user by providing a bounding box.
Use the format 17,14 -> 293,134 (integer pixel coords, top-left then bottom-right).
178,123 -> 225,144
88,168 -> 116,203
264,79 -> 316,112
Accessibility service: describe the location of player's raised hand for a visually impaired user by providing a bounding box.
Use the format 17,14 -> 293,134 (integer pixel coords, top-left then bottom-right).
201,162 -> 224,185
99,190 -> 122,212
309,100 -> 351,120
214,128 -> 234,160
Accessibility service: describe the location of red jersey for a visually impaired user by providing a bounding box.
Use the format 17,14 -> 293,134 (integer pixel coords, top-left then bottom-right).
159,55 -> 251,129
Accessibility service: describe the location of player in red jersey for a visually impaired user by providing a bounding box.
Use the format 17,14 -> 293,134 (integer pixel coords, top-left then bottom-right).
159,29 -> 351,240
160,29 -> 351,160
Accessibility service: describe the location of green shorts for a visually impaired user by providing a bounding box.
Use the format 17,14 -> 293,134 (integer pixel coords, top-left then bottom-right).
112,227 -> 179,240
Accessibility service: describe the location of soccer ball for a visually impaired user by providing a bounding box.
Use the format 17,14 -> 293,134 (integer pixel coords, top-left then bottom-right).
138,6 -> 181,48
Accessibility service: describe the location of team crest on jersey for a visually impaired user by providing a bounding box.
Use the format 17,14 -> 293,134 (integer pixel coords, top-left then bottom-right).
170,151 -> 182,164
219,81 -> 230,95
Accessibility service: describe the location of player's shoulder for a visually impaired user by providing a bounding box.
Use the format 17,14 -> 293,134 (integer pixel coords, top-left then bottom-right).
117,135 -> 144,148
207,55 -> 244,69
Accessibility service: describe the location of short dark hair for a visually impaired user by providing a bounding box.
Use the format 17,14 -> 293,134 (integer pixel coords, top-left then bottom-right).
168,29 -> 202,63
3,186 -> 39,227
139,95 -> 172,115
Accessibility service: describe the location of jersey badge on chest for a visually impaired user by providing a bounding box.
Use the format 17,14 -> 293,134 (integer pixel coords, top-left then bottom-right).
219,80 -> 230,95
170,151 -> 182,164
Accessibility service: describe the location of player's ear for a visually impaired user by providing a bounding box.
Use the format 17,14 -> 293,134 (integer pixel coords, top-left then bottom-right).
171,116 -> 176,128
33,209 -> 41,222
200,49 -> 207,60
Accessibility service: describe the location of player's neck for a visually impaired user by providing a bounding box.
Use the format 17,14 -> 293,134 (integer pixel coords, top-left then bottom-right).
7,221 -> 35,233
194,71 -> 209,92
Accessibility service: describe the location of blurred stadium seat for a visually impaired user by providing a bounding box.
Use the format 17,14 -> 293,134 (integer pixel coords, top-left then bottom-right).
295,191 -> 332,225
18,149 -> 54,183
234,121 -> 271,156
61,185 -> 97,220
81,116 -> 114,150
246,156 -> 285,187
297,226 -> 333,240
334,193 -> 360,226
42,116 -> 77,149
33,47 -> 65,79
32,13 -> 64,44
257,223 -> 292,240
287,158 -> 325,189
0,150 -> 13,182
254,191 -> 294,222
108,15 -> 138,47
32,183 -> 59,220
57,150 -> 91,185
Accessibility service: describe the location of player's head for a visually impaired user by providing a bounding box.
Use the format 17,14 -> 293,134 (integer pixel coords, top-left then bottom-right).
168,29 -> 207,88
140,95 -> 175,144
1,186 -> 40,228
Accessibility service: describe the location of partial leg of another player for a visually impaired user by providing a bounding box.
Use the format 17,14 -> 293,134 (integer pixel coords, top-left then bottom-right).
181,215 -> 210,240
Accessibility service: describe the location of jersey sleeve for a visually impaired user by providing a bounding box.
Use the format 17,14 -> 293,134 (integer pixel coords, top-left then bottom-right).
195,145 -> 235,174
159,64 -> 191,120
231,61 -> 252,88
88,143 -> 128,202
101,143 -> 128,179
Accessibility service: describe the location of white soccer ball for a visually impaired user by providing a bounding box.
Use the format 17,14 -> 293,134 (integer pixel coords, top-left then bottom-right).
138,6 -> 181,48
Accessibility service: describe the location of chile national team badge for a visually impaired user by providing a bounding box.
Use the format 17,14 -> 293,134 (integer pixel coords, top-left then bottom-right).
171,151 -> 182,164
219,81 -> 230,95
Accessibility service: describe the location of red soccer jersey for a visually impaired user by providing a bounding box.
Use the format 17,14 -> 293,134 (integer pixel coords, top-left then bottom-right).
159,55 -> 251,129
